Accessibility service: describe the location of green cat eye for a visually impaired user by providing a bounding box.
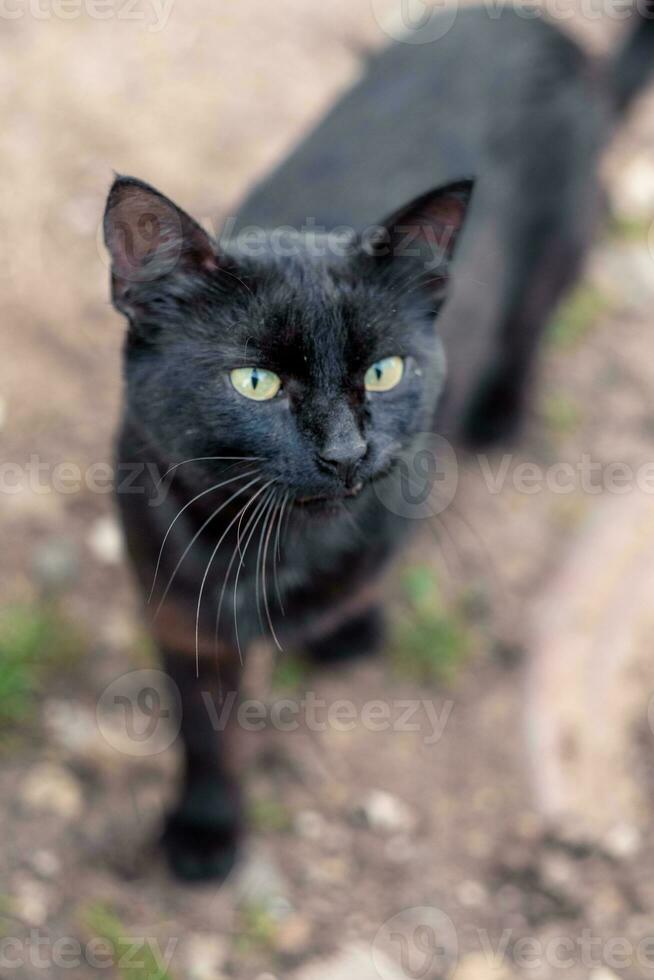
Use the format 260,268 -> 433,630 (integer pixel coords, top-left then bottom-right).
231,367 -> 281,401
364,356 -> 404,393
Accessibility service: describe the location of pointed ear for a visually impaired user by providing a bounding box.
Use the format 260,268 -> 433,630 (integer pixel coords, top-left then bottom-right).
103,176 -> 218,316
365,179 -> 474,278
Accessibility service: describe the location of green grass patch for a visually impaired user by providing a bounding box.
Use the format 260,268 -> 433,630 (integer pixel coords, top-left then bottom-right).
130,628 -> 158,667
82,904 -> 176,980
542,394 -> 581,435
607,212 -> 652,243
234,901 -> 278,956
551,495 -> 588,530
249,797 -> 292,834
0,601 -> 84,729
272,653 -> 308,692
0,895 -> 16,938
390,565 -> 468,684
548,283 -> 612,349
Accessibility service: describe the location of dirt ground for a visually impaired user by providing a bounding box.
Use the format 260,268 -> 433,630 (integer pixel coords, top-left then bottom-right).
2,2 -> 654,979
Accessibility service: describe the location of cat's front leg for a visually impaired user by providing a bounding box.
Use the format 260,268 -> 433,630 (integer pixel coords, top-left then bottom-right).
158,624 -> 244,882
304,604 -> 386,667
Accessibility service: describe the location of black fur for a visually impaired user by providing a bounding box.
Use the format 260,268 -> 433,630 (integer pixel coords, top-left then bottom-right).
104,5 -> 654,881
237,4 -> 653,445
107,173 -> 471,879
304,606 -> 387,667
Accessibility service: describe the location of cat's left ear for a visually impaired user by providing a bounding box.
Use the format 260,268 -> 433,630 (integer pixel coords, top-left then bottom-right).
103,175 -> 219,317
365,178 -> 475,276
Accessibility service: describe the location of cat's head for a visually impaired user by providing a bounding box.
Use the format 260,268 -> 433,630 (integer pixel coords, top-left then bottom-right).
103,176 -> 472,508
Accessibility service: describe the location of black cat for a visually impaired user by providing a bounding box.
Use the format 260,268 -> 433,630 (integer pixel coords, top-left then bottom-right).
104,5 -> 654,881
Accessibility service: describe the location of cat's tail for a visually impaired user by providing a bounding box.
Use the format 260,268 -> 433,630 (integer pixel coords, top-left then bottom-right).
611,0 -> 654,115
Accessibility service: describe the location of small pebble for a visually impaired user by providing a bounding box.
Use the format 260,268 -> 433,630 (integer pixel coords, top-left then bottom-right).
456,879 -> 488,908
12,875 -> 53,927
20,763 -> 83,820
294,809 -> 325,840
611,154 -> 654,216
356,790 -> 415,834
540,853 -> 574,888
296,943 -> 405,980
32,537 -> 79,591
234,848 -> 291,917
87,515 -> 124,565
453,953 -> 515,980
589,969 -> 621,980
184,933 -> 226,980
29,850 -> 61,879
604,822 -> 641,859
43,700 -> 98,755
274,914 -> 311,956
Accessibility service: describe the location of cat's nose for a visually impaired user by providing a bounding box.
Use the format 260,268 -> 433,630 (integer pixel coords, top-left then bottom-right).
319,436 -> 368,484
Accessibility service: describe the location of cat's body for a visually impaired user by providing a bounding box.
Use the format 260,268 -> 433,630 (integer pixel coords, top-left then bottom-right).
105,5 -> 654,881
236,8 -> 612,444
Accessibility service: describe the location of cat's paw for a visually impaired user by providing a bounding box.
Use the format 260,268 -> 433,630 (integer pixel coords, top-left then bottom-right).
162,784 -> 241,883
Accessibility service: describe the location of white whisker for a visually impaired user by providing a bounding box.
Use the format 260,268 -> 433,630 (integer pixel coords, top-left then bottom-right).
232,485 -> 277,663
254,491 -> 277,632
150,471 -> 261,610
273,490 -> 289,615
154,455 -> 260,488
261,490 -> 283,651
214,488 -> 272,650
194,479 -> 276,675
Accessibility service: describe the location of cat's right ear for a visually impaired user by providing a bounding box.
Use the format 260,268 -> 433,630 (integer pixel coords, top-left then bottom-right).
103,176 -> 219,317
363,179 -> 475,285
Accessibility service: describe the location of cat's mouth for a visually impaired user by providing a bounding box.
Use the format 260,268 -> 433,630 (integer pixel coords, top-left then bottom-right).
295,481 -> 364,508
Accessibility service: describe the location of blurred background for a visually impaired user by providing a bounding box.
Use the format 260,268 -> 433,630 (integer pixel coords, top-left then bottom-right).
1,1 -> 654,978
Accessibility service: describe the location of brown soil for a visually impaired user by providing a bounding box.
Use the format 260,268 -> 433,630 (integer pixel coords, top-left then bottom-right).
2,3 -> 654,979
